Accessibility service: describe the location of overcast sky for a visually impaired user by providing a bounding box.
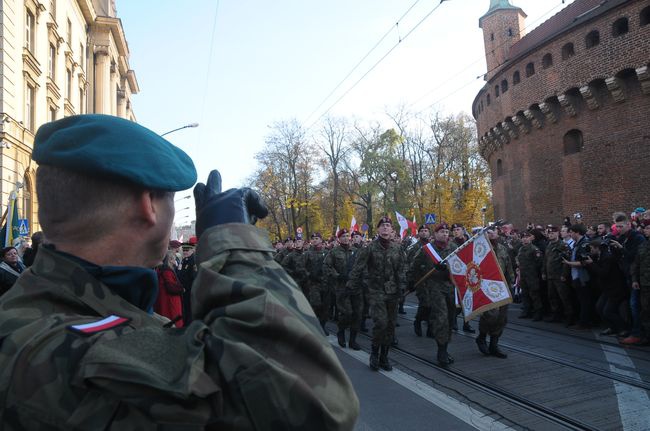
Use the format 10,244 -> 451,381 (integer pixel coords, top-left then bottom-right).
118,0 -> 575,223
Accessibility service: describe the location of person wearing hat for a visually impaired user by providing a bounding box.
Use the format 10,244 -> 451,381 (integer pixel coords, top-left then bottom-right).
406,224 -> 432,337
324,229 -> 361,350
304,232 -> 330,334
275,236 -> 294,264
411,222 -> 458,366
178,241 -> 197,324
0,115 -> 358,429
542,225 -> 573,324
350,230 -> 370,332
349,216 -> 405,371
516,230 -> 544,321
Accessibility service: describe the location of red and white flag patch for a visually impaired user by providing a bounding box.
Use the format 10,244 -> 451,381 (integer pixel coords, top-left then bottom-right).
68,315 -> 131,335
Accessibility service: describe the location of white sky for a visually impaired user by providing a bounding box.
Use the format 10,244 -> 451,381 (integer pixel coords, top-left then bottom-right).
118,0 -> 575,224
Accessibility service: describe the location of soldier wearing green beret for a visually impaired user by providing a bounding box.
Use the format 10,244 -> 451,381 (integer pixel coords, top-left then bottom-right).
0,115 -> 358,429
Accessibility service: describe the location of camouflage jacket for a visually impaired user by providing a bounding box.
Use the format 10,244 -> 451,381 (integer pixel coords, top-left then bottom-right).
516,243 -> 543,276
323,245 -> 355,292
543,240 -> 570,280
405,240 -> 426,290
349,239 -> 405,295
304,247 -> 328,284
0,224 -> 358,430
281,249 -> 308,286
631,240 -> 650,286
493,241 -> 515,287
412,241 -> 457,291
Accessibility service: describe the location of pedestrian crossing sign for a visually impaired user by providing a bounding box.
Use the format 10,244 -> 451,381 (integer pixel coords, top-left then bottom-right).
425,213 -> 436,225
18,219 -> 29,236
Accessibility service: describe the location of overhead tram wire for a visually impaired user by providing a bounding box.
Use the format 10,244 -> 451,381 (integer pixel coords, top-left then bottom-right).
408,0 -> 569,114
199,0 -> 221,140
305,0 -> 450,131
302,0 -> 424,127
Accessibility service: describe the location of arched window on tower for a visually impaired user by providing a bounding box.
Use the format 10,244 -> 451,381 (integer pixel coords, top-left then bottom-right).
612,17 -> 629,36
487,94 -> 491,105
507,28 -> 513,37
641,7 -> 650,26
525,62 -> 535,77
563,129 -> 583,155
496,159 -> 504,177
513,71 -> 520,85
585,30 -> 600,48
495,85 -> 500,97
501,79 -> 508,93
561,43 -> 575,60
542,53 -> 553,68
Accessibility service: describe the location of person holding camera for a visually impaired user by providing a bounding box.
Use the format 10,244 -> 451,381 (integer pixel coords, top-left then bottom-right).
562,224 -> 593,330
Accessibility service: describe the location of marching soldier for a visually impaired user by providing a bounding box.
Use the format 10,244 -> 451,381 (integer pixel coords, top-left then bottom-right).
412,223 -> 457,366
476,227 -> 515,358
351,231 -> 370,332
517,231 -> 544,320
349,217 -> 405,371
324,229 -> 361,350
275,237 -> 294,264
304,232 -> 330,334
407,225 -> 432,337
282,237 -> 308,297
542,225 -> 573,323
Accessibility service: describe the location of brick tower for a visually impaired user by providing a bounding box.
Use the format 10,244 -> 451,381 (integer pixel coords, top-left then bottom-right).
479,0 -> 527,80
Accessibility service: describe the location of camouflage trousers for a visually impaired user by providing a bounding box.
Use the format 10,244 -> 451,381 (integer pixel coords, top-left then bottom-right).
361,285 -> 370,319
415,284 -> 432,322
547,278 -> 574,318
641,284 -> 650,337
308,281 -> 332,322
479,304 -> 509,337
520,274 -> 542,314
427,286 -> 455,344
368,290 -> 398,347
336,289 -> 363,331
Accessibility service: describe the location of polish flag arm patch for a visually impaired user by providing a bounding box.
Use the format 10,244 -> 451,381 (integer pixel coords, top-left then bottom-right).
68,315 -> 131,335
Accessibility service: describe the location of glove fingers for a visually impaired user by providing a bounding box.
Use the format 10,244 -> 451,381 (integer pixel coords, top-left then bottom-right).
193,183 -> 206,210
206,170 -> 222,195
243,188 -> 269,220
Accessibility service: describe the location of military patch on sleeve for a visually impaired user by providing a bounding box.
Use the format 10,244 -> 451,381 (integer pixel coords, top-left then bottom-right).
68,315 -> 131,335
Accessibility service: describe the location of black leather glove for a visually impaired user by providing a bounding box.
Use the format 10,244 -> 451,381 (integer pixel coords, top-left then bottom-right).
434,263 -> 448,272
194,170 -> 269,238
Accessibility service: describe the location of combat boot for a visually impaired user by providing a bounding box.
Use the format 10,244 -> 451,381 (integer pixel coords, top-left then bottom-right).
426,324 -> 434,338
349,330 -> 361,350
320,320 -> 329,336
476,332 -> 489,356
413,319 -> 422,337
369,344 -> 380,371
463,322 -> 476,333
360,318 -> 368,333
489,336 -> 507,358
436,342 -> 450,367
398,303 -> 406,315
337,330 -> 346,348
532,312 -> 543,322
379,345 -> 392,371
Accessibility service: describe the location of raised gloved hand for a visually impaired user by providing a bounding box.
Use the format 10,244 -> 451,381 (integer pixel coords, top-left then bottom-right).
194,170 -> 268,238
434,262 -> 448,273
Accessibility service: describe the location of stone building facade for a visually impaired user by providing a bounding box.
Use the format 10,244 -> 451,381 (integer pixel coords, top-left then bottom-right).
0,0 -> 138,234
473,0 -> 650,227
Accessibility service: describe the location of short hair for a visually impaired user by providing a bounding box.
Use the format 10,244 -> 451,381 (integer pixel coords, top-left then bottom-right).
613,212 -> 628,223
36,165 -> 162,244
569,224 -> 587,235
1,247 -> 16,258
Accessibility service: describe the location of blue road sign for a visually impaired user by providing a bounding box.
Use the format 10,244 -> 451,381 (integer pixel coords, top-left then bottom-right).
18,219 -> 29,236
424,213 -> 436,224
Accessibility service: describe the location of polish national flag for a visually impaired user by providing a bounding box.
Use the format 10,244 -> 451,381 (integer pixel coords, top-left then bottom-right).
409,215 -> 418,236
351,216 -> 360,232
395,211 -> 410,238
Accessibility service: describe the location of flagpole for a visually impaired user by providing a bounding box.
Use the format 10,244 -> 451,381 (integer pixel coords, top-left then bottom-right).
413,219 -> 504,289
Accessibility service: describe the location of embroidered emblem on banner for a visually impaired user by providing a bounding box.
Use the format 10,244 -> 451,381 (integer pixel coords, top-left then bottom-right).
68,315 -> 131,335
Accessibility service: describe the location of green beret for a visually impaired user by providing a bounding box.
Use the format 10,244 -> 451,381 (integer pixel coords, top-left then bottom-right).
32,114 -> 197,191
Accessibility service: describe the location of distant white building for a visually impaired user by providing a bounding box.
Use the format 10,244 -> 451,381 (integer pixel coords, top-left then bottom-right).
0,0 -> 138,233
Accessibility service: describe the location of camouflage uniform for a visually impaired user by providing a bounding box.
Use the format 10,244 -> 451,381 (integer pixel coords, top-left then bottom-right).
516,243 -> 544,318
282,248 -> 308,296
0,224 -> 359,429
349,239 -> 405,348
543,239 -> 573,321
304,246 -> 329,324
353,242 -> 370,331
479,242 -> 515,338
412,241 -> 457,345
406,240 -> 429,330
324,245 -> 361,340
274,246 -> 290,264
631,240 -> 650,338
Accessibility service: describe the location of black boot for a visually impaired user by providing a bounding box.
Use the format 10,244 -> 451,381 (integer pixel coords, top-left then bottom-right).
391,336 -> 398,347
489,336 -> 507,358
379,345 -> 392,371
426,324 -> 434,338
436,342 -> 450,367
369,344 -> 380,371
360,318 -> 368,333
463,322 -> 476,333
337,330 -> 346,348
398,303 -> 406,315
476,332 -> 489,356
532,312 -> 543,322
452,318 -> 459,331
320,320 -> 329,336
413,319 -> 422,337
349,330 -> 361,350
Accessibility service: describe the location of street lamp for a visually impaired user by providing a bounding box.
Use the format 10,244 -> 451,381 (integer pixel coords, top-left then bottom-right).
175,194 -> 191,203
175,207 -> 190,214
161,123 -> 199,137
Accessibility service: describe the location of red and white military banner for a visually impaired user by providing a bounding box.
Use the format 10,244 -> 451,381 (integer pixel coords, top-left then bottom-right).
422,243 -> 443,264
446,233 -> 512,321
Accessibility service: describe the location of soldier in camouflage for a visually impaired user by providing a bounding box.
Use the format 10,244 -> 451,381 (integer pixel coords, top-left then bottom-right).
349,217 -> 405,371
517,231 -> 544,320
324,229 -> 361,350
476,227 -> 515,358
412,223 -> 457,366
0,115 -> 359,430
406,225 -> 432,337
542,225 -> 573,323
304,232 -> 330,334
351,231 -> 370,332
282,237 -> 308,296
275,237 -> 294,264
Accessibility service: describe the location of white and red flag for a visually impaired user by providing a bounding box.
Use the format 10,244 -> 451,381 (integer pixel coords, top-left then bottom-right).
446,233 -> 512,321
350,216 -> 359,232
395,211 -> 409,238
411,215 -> 418,236
422,243 -> 443,264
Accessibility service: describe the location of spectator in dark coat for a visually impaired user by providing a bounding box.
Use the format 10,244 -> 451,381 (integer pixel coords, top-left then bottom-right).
0,247 -> 26,296
22,231 -> 45,267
